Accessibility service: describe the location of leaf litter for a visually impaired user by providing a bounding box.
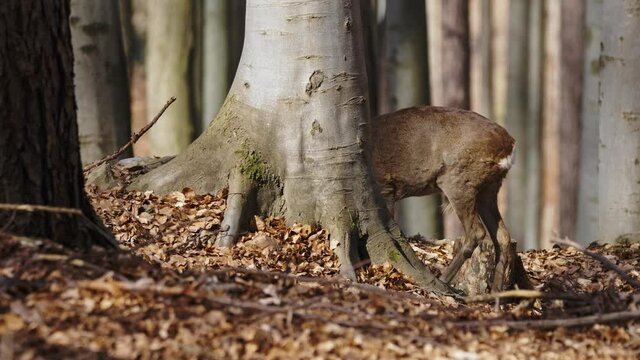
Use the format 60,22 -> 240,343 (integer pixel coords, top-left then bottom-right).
0,186 -> 638,359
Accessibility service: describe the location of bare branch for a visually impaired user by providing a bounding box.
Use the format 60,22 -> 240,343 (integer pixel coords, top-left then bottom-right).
553,237 -> 640,289
83,96 -> 177,173
0,203 -> 82,215
455,310 -> 640,330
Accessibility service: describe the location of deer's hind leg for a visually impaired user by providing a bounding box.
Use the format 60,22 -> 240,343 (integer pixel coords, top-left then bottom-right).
438,180 -> 487,285
476,181 -> 515,292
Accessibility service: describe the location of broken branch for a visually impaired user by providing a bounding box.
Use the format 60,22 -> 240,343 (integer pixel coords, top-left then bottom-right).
553,237 -> 640,289
0,203 -> 82,215
83,96 -> 176,173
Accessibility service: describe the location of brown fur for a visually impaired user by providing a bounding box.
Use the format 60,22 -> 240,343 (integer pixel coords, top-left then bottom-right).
371,106 -> 516,291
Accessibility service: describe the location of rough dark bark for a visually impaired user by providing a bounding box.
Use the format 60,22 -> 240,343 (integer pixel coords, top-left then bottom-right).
0,0 -> 114,249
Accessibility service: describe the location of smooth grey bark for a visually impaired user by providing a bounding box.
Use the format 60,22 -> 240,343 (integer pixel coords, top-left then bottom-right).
130,0 -> 450,294
504,0 -> 529,247
377,0 -> 441,239
524,0 -> 543,250
146,0 -> 194,156
440,0 -> 470,240
599,0 -> 640,243
202,0 -> 230,128
576,0 -> 602,245
70,0 -> 131,164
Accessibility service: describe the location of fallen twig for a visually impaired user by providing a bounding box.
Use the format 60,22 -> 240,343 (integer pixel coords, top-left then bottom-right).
465,289 -> 585,303
455,309 -> 640,330
0,204 -> 117,248
83,96 -> 176,173
209,266 -> 440,305
553,237 -> 640,289
0,203 -> 82,215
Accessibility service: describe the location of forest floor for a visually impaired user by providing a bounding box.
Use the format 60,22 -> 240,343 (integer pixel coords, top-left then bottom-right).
1,186 -> 639,359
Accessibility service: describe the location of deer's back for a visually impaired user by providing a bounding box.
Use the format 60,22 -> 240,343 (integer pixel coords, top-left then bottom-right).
371,106 -> 515,200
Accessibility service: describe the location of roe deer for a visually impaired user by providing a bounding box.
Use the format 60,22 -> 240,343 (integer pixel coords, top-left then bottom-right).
371,106 -> 516,291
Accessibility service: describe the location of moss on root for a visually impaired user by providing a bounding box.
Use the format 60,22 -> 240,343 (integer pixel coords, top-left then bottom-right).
236,148 -> 280,186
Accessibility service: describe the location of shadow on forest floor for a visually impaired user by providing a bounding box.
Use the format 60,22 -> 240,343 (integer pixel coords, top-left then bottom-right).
0,187 -> 638,359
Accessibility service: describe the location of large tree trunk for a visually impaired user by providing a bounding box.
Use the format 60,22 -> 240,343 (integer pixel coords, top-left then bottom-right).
146,0 -> 194,156
201,0 -> 230,129
377,0 -> 441,239
0,0 -> 114,249
70,0 -> 131,164
599,0 -> 640,244
576,0 -> 602,245
130,0 -> 450,294
439,0 -> 470,240
541,0 -> 584,247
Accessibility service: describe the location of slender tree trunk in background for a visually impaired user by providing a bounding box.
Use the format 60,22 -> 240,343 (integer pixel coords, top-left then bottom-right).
541,0 -> 561,249
0,0 -> 114,249
440,0 -> 470,240
576,0 -> 602,245
490,0 -> 509,215
469,0 -> 492,118
70,0 -> 132,164
541,0 -> 584,248
202,0 -> 230,128
377,0 -> 441,239
146,0 -> 194,156
120,0 -> 149,156
524,0 -> 543,250
426,0 -> 442,106
228,0 -> 246,81
558,0 -> 584,240
130,0 -> 450,293
490,0 -> 508,126
599,0 -> 640,244
361,0 -> 378,117
504,0 -> 529,247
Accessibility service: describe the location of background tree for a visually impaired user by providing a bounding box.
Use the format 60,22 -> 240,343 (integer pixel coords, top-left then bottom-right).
437,0 -> 470,240
503,0 -> 529,247
541,0 -> 584,248
146,0 -> 194,156
201,0 -> 230,129
377,0 -> 441,239
599,0 -> 640,243
576,0 -> 602,244
524,0 -> 543,250
0,0 -> 114,249
120,0 -> 150,156
469,0 -> 492,118
70,0 -> 132,164
128,0 -> 451,293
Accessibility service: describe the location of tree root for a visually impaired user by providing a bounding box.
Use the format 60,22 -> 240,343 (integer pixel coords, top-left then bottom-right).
366,224 -> 454,295
215,168 -> 255,247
